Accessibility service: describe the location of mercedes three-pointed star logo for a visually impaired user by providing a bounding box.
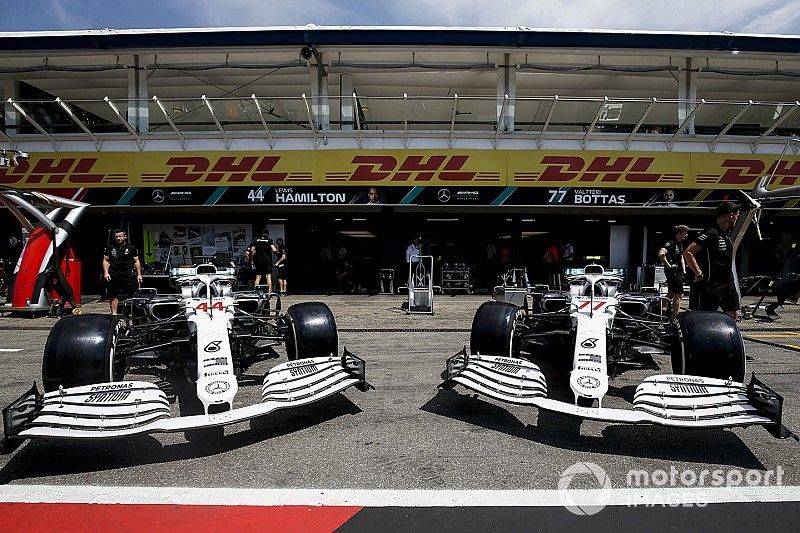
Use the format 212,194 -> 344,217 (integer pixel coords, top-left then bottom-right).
205,380 -> 230,394
437,188 -> 451,203
151,189 -> 165,203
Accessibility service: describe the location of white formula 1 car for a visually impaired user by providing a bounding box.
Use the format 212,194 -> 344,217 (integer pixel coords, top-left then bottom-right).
2,264 -> 369,450
441,264 -> 792,438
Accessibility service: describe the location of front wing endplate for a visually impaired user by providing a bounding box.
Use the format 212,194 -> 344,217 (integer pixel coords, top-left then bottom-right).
442,350 -> 785,433
13,353 -> 366,440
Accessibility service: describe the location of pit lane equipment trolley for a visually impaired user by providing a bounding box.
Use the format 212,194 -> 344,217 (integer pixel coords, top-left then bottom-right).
407,255 -> 434,314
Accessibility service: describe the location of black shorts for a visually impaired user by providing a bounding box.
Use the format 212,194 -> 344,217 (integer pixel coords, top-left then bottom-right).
108,273 -> 137,299
277,264 -> 287,281
254,262 -> 273,277
665,272 -> 685,294
697,282 -> 740,313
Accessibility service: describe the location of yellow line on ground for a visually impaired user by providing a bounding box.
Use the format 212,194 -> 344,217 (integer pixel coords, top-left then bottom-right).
746,333 -> 800,338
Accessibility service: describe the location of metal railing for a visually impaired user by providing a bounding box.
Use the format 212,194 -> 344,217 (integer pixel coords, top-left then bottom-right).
3,94 -> 800,151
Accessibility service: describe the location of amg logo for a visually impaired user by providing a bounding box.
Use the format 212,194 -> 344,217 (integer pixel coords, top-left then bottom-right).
203,357 -> 229,367
289,364 -> 318,377
84,391 -> 132,403
669,384 -> 709,394
577,353 -> 602,363
89,383 -> 133,392
491,363 -> 521,374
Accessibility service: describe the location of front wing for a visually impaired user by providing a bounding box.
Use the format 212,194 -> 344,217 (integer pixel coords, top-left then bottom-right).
3,351 -> 369,446
440,349 -> 793,438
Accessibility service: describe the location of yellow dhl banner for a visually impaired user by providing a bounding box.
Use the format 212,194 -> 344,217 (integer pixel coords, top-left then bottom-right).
1,149 -> 798,189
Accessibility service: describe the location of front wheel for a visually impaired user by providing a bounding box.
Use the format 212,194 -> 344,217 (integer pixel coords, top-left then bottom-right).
42,314 -> 125,392
470,301 -> 519,358
283,302 -> 339,361
670,311 -> 745,382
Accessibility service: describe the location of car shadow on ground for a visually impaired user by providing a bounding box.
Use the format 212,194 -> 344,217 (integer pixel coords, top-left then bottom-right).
0,393 -> 362,484
421,388 -> 767,470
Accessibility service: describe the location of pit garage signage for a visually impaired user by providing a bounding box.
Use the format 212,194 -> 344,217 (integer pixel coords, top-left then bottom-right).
2,149 -> 799,189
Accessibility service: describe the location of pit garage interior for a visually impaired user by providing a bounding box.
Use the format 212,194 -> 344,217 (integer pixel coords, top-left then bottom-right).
1,26 -> 799,296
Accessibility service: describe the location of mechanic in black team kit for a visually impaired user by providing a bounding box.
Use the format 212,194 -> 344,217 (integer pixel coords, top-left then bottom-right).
103,228 -> 143,315
274,237 -> 287,295
657,224 -> 689,320
684,202 -> 741,320
252,227 -> 278,293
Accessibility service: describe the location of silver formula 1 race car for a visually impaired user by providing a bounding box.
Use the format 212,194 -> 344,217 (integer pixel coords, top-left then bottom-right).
2,264 -> 369,450
441,264 -> 792,438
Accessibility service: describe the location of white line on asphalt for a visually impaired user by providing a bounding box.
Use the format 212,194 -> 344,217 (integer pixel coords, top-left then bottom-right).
2,486 -> 800,507
0,349 -> 23,352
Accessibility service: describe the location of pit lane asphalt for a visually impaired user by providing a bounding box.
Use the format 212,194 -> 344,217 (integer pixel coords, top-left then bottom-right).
0,295 -> 798,491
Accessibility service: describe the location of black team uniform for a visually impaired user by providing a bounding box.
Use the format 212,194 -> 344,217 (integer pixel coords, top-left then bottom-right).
104,241 -> 139,300
691,224 -> 739,313
252,235 -> 275,280
661,237 -> 685,294
276,242 -> 287,281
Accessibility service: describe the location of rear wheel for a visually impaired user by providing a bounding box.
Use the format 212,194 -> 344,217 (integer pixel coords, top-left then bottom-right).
671,311 -> 745,382
283,302 -> 338,361
42,314 -> 124,392
470,301 -> 519,358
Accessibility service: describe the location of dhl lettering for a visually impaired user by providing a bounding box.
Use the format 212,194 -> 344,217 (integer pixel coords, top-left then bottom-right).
393,155 -> 446,181
772,160 -> 800,186
718,159 -> 765,185
537,156 -> 660,183
538,156 -> 584,181
580,156 -> 633,182
205,156 -> 260,183
163,156 -> 287,183
251,156 -> 288,182
347,155 -> 477,182
32,158 -> 75,184
0,158 -> 103,185
0,159 -> 29,184
716,158 -> 800,186
164,157 -> 210,183
349,156 -> 397,181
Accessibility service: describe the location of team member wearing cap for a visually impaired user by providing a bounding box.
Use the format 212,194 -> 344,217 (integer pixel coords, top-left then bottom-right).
684,202 -> 741,320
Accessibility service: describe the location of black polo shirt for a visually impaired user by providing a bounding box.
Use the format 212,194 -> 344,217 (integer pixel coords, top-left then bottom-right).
104,243 -> 138,276
251,237 -> 275,266
693,224 -> 734,286
661,239 -> 684,273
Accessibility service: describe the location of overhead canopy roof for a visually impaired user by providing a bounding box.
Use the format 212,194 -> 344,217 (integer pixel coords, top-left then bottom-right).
0,25 -> 799,55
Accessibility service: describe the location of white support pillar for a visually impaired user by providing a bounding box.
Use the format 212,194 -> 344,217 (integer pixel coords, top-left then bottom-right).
496,54 -> 516,132
3,79 -> 20,136
340,72 -> 354,131
127,55 -> 149,133
310,63 -> 330,131
677,57 -> 698,134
